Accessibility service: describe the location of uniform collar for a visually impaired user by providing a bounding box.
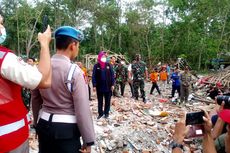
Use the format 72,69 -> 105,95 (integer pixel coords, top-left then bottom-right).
52,54 -> 71,62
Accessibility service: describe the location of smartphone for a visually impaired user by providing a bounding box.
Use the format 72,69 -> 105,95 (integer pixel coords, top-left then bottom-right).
186,111 -> 204,125
42,15 -> 48,32
185,124 -> 204,138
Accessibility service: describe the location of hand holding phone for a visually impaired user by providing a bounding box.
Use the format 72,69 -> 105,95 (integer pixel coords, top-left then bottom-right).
185,111 -> 205,138
186,111 -> 204,125
216,95 -> 230,109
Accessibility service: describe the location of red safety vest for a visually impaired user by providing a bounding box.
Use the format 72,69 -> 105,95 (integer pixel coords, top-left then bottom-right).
0,46 -> 29,152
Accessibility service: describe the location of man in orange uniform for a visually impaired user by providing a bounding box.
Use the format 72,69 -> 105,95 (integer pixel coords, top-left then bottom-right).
159,66 -> 168,91
149,68 -> 161,95
0,14 -> 52,153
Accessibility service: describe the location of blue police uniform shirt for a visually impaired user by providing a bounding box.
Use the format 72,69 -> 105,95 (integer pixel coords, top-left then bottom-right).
171,72 -> 180,86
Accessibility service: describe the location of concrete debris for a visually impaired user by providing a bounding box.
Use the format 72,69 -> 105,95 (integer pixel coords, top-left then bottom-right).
29,72 -> 229,153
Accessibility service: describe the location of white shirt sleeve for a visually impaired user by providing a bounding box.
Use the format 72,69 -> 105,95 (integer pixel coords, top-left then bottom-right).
1,52 -> 42,89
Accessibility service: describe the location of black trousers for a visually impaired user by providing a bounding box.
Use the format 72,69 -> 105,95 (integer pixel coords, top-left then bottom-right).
88,84 -> 91,100
97,91 -> 112,116
150,82 -> 161,95
36,118 -> 81,153
172,85 -> 180,97
129,82 -> 134,97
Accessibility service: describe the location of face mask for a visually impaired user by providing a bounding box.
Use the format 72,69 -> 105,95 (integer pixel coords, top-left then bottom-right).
101,57 -> 107,63
0,27 -> 6,44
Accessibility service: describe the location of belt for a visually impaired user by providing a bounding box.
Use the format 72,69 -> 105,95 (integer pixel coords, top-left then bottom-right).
0,114 -> 30,136
40,111 -> 76,123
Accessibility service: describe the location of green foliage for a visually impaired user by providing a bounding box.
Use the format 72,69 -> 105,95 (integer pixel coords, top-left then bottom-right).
1,0 -> 230,70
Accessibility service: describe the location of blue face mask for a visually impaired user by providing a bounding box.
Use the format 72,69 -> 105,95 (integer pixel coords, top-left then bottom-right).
0,27 -> 6,44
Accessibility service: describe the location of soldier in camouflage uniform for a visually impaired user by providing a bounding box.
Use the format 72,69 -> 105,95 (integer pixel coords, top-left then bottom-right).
131,54 -> 148,102
110,56 -> 121,97
180,66 -> 192,103
21,57 -> 36,110
115,59 -> 128,96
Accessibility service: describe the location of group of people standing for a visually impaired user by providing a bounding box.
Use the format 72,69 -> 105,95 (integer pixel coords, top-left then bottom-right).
149,65 -> 193,104
91,52 -> 194,121
0,11 -> 195,153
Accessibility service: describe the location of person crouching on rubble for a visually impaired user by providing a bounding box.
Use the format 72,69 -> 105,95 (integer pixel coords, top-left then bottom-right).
206,83 -> 222,100
92,51 -> 115,119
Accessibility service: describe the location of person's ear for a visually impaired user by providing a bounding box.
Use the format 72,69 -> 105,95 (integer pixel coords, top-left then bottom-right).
69,42 -> 75,51
68,42 -> 78,52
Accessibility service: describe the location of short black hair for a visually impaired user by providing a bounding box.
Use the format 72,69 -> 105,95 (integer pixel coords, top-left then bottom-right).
55,35 -> 77,50
110,56 -> 116,59
28,57 -> 35,62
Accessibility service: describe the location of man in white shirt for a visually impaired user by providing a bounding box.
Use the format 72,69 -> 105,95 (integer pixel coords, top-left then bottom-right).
0,14 -> 52,153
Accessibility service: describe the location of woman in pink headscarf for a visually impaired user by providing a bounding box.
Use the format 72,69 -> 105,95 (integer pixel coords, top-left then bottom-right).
92,51 -> 115,119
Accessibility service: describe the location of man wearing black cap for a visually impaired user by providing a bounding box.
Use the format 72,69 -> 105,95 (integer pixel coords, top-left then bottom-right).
32,26 -> 95,153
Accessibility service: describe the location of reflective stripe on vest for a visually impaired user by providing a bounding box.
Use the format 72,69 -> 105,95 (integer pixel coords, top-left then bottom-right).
0,47 -> 29,152
0,114 -> 29,136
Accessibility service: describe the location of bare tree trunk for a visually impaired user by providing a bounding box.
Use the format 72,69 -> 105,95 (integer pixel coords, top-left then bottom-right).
94,25 -> 97,54
117,0 -> 121,51
26,9 -> 43,57
145,27 -> 151,68
109,35 -> 115,51
16,7 -> 20,55
198,50 -> 201,70
101,29 -> 104,49
161,0 -> 166,63
161,28 -> 164,63
217,10 -> 228,58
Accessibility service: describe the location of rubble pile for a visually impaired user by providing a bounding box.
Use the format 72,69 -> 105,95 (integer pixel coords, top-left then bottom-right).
29,73 -> 229,153
203,66 -> 230,89
87,82 -> 218,153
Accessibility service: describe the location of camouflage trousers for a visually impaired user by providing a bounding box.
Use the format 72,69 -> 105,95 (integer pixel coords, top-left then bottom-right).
113,82 -> 121,97
115,81 -> 126,96
133,80 -> 145,99
180,85 -> 189,103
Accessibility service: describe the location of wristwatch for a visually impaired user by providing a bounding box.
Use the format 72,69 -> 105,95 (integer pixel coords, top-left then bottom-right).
169,141 -> 184,150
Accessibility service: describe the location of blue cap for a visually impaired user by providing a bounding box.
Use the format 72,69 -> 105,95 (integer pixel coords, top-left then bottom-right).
54,26 -> 84,42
